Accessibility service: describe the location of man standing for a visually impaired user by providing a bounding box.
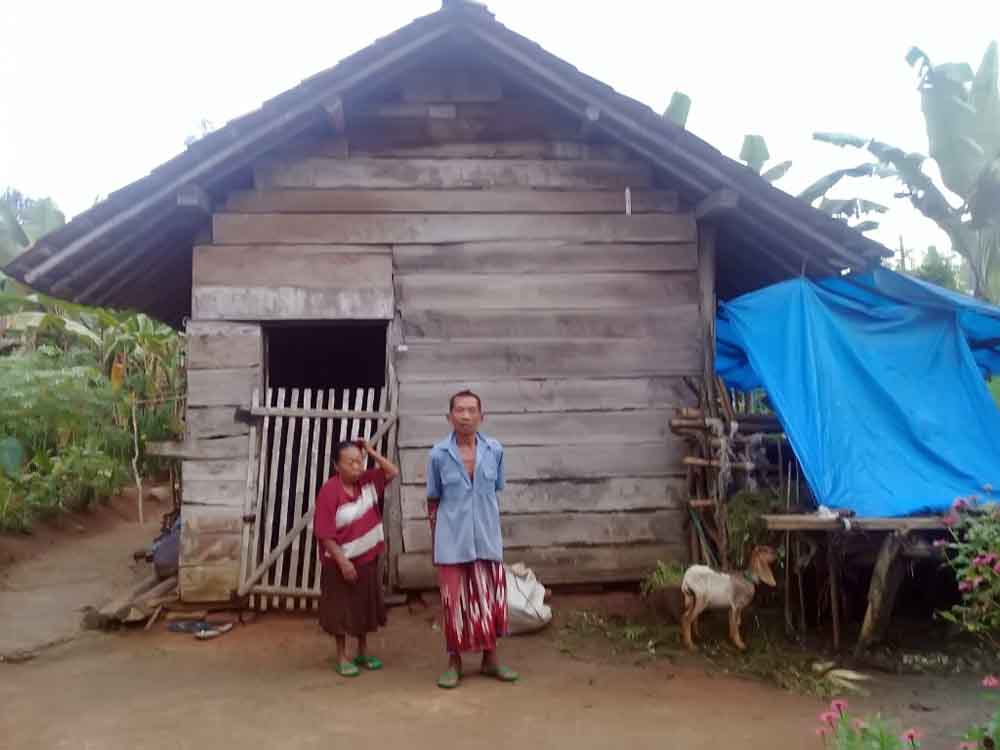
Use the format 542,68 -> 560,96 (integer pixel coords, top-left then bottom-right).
426,390 -> 519,689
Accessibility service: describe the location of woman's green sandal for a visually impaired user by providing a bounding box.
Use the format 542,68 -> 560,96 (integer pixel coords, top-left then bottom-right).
333,660 -> 360,677
481,665 -> 519,682
437,668 -> 461,689
353,655 -> 383,671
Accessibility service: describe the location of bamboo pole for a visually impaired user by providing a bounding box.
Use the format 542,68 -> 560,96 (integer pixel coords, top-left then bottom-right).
130,397 -> 143,525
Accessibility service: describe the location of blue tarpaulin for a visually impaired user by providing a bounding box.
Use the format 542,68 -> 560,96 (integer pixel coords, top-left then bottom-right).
716,269 -> 1000,517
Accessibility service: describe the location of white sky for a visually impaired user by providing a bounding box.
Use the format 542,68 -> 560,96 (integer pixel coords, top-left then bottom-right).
3,0 -> 999,266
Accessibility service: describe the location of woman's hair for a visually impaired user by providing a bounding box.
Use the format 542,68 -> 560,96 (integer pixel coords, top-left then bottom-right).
333,440 -> 360,466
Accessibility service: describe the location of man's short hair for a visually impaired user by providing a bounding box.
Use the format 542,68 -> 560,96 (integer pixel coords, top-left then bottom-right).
449,390 -> 483,413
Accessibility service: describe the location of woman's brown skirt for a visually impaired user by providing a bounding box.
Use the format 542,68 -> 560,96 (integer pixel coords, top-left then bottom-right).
319,556 -> 386,637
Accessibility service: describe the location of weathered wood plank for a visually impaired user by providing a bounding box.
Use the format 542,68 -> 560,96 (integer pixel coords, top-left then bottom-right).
401,477 -> 686,519
396,543 -> 687,589
147,436 -> 247,460
401,442 -> 684,483
225,189 -> 677,214
180,505 -> 244,535
192,286 -> 394,321
399,70 -> 503,102
183,459 -> 249,482
180,532 -> 243,567
255,157 -> 652,190
402,510 -> 686,552
186,322 -> 262,370
185,406 -> 250,440
213,213 -> 695,246
375,116 -> 580,148
394,241 -> 696,275
355,140 -> 630,161
182,479 -> 246,507
396,339 -> 702,380
399,377 -> 696,415
396,273 -> 699,311
193,245 -> 393,290
179,563 -> 240,603
399,410 -> 672,448
401,305 -> 698,341
187,367 -> 261,407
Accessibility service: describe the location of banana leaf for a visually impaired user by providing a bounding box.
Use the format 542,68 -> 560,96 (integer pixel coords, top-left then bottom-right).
761,160 -> 792,183
740,135 -> 770,174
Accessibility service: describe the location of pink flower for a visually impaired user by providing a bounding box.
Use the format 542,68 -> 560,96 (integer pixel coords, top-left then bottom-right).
902,728 -> 922,745
959,580 -> 974,593
993,561 -> 1000,575
954,498 -> 970,511
830,699 -> 849,715
815,727 -> 830,738
982,674 -> 1000,688
819,711 -> 838,726
943,513 -> 960,528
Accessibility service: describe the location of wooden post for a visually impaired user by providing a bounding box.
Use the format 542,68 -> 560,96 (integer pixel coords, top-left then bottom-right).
856,532 -> 906,655
784,530 -> 794,637
796,537 -> 807,633
130,398 -> 143,525
828,534 -> 841,650
697,222 -> 718,416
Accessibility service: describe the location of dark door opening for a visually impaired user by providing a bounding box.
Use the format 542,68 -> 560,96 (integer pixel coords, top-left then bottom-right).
265,321 -> 388,391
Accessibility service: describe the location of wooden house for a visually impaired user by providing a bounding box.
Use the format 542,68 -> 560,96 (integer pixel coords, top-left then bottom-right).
4,0 -> 887,605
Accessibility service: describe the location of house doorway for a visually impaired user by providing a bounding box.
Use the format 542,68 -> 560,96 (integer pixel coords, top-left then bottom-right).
239,321 -> 396,611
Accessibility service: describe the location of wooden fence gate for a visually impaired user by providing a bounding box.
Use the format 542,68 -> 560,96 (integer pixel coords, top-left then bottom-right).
237,385 -> 398,610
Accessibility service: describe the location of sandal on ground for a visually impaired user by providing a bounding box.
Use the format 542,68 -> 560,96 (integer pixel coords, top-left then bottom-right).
437,668 -> 461,689
194,623 -> 234,641
333,660 -> 361,677
353,655 -> 383,671
480,665 -> 519,682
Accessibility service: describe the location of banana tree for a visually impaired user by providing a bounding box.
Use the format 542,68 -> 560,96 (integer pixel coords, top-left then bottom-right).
1,189 -> 65,295
807,43 -> 1000,300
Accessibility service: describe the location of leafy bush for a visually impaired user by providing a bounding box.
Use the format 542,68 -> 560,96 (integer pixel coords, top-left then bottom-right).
0,349 -> 134,531
641,560 -> 686,595
816,677 -> 1000,749
938,495 -> 1000,648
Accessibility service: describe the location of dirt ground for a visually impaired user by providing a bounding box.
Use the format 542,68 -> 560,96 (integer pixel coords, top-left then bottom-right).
0,503 -> 987,750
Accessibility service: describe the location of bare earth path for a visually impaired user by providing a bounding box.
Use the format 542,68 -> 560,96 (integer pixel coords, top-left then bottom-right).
0,506 -> 984,749
0,494 -> 165,659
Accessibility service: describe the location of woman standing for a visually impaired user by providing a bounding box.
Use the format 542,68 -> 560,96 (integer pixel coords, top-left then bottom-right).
314,438 -> 399,677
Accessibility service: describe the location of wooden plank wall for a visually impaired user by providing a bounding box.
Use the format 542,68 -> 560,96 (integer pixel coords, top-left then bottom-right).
179,321 -> 263,601
184,67 -> 700,595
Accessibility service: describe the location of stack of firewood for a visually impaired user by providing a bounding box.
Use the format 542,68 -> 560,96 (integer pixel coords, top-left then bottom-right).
671,406 -> 787,567
82,574 -> 178,630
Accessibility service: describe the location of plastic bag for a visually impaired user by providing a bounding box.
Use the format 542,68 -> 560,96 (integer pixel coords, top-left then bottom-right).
505,562 -> 552,635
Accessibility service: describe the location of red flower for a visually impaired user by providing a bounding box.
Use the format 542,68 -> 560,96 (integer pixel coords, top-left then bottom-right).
954,498 -> 970,511
902,728 -> 923,745
942,513 -> 960,528
982,674 -> 1000,688
830,699 -> 848,715
819,711 -> 838,726
959,580 -> 974,593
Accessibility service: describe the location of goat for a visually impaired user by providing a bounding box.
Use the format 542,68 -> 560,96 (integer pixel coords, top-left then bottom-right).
680,546 -> 778,651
